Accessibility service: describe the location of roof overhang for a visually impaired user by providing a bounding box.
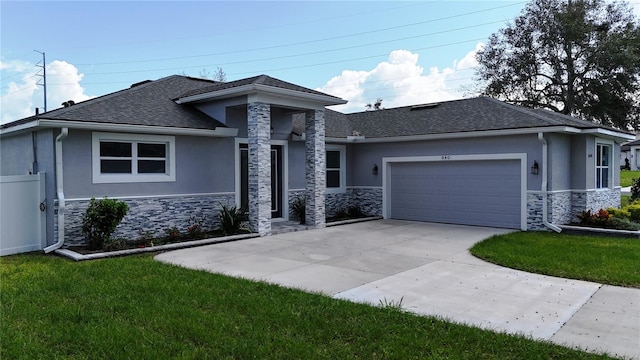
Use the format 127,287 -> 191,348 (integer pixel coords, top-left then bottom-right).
324,126 -> 634,144
175,83 -> 347,108
0,119 -> 238,137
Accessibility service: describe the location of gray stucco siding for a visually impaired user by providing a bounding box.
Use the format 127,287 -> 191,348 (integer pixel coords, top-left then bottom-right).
1,132 -> 34,175
347,134 -> 542,190
288,141 -> 306,190
546,133 -> 572,191
62,130 -> 235,199
1,129 -> 57,246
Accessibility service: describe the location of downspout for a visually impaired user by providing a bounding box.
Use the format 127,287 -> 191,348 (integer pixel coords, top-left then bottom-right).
538,132 -> 562,232
44,127 -> 68,253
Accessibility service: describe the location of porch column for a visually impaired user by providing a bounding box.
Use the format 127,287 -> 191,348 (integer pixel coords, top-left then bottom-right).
305,109 -> 326,228
248,102 -> 271,236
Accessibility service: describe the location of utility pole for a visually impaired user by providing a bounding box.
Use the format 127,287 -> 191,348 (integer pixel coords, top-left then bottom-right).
34,50 -> 47,112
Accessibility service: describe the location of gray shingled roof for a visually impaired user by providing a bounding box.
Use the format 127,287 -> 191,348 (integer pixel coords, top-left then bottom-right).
291,109 -> 352,137
621,139 -> 640,151
2,75 -> 226,130
176,74 -> 344,101
319,97 -> 630,138
3,74 -> 629,140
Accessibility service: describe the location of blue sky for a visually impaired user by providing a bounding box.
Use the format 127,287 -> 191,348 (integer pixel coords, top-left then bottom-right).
2,1 -> 639,123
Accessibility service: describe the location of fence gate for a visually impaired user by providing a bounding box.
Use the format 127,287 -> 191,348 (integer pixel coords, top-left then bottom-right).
0,173 -> 47,256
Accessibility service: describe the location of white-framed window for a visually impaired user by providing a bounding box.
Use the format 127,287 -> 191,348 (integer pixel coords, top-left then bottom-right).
92,132 -> 176,183
595,141 -> 612,189
326,144 -> 346,193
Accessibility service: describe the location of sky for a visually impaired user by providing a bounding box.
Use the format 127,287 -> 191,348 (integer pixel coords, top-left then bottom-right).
2,0 -> 639,124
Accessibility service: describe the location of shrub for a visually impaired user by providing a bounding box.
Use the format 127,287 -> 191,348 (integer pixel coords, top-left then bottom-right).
82,197 -> 129,250
625,204 -> 640,223
607,207 -> 630,220
631,178 -> 640,202
577,209 -> 610,227
291,196 -> 306,225
347,205 -> 365,218
607,217 -> 640,231
187,215 -> 205,239
164,226 -> 182,242
334,208 -> 349,220
218,203 -> 249,235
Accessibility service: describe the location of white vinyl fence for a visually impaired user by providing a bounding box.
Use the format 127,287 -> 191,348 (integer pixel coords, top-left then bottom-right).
0,173 -> 47,256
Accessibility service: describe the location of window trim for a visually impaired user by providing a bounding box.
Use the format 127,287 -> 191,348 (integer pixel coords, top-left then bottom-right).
595,139 -> 613,189
326,144 -> 346,194
92,132 -> 176,184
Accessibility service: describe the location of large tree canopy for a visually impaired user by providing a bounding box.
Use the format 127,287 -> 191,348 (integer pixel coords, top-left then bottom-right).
475,0 -> 640,129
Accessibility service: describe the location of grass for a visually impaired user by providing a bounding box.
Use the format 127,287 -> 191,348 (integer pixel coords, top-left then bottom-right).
1,254 -> 614,359
471,232 -> 640,288
619,170 -> 640,187
621,194 -> 630,207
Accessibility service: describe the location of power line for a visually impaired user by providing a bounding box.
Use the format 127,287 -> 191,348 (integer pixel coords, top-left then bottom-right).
50,19 -> 500,77
59,2 -> 524,67
0,65 -> 37,82
43,37 -> 485,85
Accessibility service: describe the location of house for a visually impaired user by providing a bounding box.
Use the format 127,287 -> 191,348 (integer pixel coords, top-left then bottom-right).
0,74 -> 633,252
620,139 -> 640,170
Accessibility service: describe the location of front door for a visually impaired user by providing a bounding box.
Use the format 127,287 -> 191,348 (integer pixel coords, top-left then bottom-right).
240,144 -> 283,218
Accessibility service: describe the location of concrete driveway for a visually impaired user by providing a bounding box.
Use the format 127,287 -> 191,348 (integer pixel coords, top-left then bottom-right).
155,220 -> 639,359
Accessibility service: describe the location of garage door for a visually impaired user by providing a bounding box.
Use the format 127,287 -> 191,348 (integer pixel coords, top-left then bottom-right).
389,160 -> 521,229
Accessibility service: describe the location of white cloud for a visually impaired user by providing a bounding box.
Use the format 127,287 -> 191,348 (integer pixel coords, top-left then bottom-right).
1,60 -> 92,124
317,45 -> 484,113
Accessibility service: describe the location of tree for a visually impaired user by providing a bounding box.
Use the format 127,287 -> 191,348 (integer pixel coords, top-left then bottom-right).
366,98 -> 384,111
475,0 -> 640,129
198,67 -> 227,82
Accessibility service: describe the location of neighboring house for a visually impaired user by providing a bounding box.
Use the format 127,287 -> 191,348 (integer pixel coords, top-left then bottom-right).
0,74 -> 633,251
621,139 -> 640,170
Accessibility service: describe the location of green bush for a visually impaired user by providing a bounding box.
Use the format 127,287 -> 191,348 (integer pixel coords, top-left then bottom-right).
625,204 -> 640,223
607,217 -> 640,231
290,196 -> 306,224
218,203 -> 249,235
631,178 -> 640,202
347,205 -> 365,218
187,215 -> 205,239
164,226 -> 182,242
607,207 -> 630,220
81,197 -> 129,250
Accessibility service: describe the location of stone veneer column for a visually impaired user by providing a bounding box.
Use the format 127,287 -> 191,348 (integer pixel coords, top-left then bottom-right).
305,109 -> 326,228
248,102 -> 271,236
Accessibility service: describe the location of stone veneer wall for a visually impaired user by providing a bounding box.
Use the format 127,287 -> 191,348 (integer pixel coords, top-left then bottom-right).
55,193 -> 235,247
571,189 -> 621,220
289,187 -> 382,220
348,187 -> 383,217
247,102 -> 272,236
527,189 -> 620,230
526,192 -> 544,230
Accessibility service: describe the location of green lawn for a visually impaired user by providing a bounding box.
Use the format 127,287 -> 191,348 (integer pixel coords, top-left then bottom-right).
1,254 -> 613,359
621,194 -> 630,207
471,232 -> 640,288
620,170 -> 640,187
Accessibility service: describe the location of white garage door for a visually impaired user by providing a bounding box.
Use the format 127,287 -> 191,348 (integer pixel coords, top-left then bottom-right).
389,160 -> 522,229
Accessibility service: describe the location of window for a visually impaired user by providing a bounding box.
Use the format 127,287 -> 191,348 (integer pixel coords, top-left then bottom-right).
596,142 -> 611,189
326,145 -> 345,193
92,132 -> 175,183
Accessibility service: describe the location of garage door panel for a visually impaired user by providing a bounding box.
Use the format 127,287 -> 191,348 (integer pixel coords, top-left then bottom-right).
389,160 -> 521,229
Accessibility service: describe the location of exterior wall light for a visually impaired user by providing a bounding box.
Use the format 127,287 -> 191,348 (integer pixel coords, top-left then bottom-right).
372,164 -> 379,175
531,160 -> 539,175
